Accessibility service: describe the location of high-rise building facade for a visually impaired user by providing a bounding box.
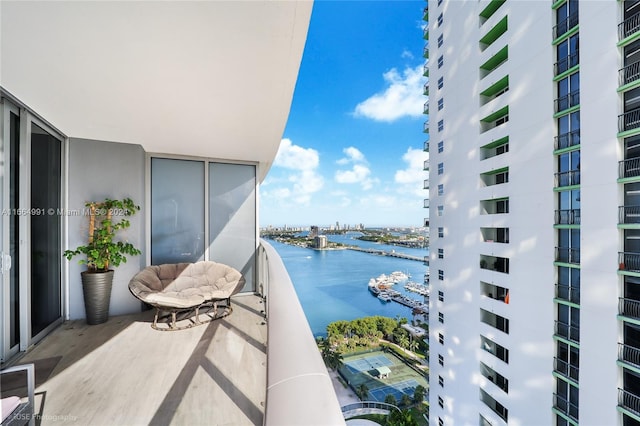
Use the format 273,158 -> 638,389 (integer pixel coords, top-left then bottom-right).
425,1 -> 631,424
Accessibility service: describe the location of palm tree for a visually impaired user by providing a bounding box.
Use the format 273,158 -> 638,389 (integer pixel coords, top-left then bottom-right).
398,334 -> 409,350
357,383 -> 369,400
384,394 -> 397,406
408,339 -> 419,354
400,393 -> 412,408
413,385 -> 426,404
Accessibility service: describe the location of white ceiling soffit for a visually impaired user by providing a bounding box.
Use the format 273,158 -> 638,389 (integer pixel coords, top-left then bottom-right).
0,0 -> 313,181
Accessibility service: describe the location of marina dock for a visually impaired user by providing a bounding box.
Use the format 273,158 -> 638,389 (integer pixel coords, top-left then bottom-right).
347,246 -> 428,264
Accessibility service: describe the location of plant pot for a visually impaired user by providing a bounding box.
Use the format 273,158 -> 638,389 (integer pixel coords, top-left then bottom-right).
81,270 -> 114,325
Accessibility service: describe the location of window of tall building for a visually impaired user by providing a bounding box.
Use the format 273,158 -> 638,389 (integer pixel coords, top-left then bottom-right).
438,375 -> 444,386
438,227 -> 444,238
437,205 -> 444,216
437,55 -> 444,68
556,34 -> 579,75
438,184 -> 444,196
438,120 -> 444,132
438,312 -> 444,323
438,354 -> 444,366
437,76 -> 444,90
556,111 -> 580,150
438,140 -> 444,153
437,34 -> 443,48
437,13 -> 443,27
438,98 -> 444,110
556,72 -> 580,112
438,248 -> 444,258
438,290 -> 444,301
438,269 -> 444,280
555,0 -> 579,39
438,162 -> 444,175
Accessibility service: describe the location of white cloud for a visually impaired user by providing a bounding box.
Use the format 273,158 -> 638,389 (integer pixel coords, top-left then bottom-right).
353,65 -> 425,122
264,138 -> 324,206
394,147 -> 428,196
401,49 -> 414,60
274,138 -> 319,170
335,146 -> 376,190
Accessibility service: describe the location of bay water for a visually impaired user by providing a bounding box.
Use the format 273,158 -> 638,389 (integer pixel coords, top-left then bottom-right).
268,232 -> 429,337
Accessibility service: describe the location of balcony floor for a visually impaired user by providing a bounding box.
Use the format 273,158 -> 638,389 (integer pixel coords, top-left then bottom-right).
12,294 -> 267,426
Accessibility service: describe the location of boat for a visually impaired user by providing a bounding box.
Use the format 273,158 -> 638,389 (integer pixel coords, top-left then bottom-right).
368,284 -> 380,295
378,292 -> 392,302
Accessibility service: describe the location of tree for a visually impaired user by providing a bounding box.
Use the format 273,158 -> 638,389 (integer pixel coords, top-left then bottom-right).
400,393 -> 412,408
387,408 -> 418,426
413,385 -> 426,404
357,384 -> 369,400
384,394 -> 397,406
408,339 -> 419,354
397,334 -> 409,350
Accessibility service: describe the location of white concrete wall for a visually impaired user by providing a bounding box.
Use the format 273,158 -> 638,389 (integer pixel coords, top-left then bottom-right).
429,1 -> 555,424
578,1 -> 620,425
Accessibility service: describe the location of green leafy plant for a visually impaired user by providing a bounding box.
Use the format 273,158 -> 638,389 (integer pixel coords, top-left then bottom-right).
64,197 -> 141,272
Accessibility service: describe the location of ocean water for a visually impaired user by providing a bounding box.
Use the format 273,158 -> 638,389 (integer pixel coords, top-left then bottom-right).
268,233 -> 429,337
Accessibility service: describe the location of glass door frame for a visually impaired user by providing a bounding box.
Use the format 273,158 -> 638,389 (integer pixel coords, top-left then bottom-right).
0,93 -> 68,362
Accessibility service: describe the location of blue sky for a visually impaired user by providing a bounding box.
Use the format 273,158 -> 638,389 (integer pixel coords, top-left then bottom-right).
261,0 -> 427,228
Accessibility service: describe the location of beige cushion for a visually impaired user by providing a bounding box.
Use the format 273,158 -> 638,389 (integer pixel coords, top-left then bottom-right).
129,261 -> 245,309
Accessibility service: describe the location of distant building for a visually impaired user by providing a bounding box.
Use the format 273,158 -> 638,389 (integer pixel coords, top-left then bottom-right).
314,235 -> 327,249
309,226 -> 319,238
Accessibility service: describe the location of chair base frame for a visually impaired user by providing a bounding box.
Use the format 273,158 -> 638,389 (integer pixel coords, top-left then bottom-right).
150,298 -> 232,331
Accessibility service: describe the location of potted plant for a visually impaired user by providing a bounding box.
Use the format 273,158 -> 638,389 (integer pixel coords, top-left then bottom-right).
64,197 -> 141,325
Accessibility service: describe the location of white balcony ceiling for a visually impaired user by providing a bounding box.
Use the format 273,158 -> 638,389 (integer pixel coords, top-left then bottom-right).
0,0 -> 312,181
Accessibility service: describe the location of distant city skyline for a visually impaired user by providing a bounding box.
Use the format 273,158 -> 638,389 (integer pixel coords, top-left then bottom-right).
259,0 -> 427,228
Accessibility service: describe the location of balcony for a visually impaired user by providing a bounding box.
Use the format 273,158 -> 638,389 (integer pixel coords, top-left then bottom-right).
554,52 -> 579,76
620,157 -> 640,179
620,11 -> 640,41
423,121 -> 429,134
556,284 -> 580,305
554,357 -> 579,383
620,252 -> 640,273
619,108 -> 640,133
11,241 -> 344,425
554,130 -> 580,150
620,61 -> 640,87
423,44 -> 429,59
423,101 -> 429,114
424,160 -> 430,171
554,90 -> 580,113
553,12 -> 579,40
555,209 -> 581,225
423,179 -> 430,190
424,199 -> 430,209
555,170 -> 580,187
553,393 -> 579,423
620,297 -> 640,321
620,206 -> 640,224
423,65 -> 429,79
424,140 -> 429,152
619,343 -> 640,370
556,247 -> 580,264
555,320 -> 580,343
619,388 -> 640,418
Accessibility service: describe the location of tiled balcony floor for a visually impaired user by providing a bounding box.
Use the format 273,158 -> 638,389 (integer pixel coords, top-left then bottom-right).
11,294 -> 267,426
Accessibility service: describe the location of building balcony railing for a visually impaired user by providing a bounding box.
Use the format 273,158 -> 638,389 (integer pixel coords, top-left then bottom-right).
423,101 -> 429,114
424,160 -> 430,171
555,320 -> 580,343
556,284 -> 580,305
423,179 -> 430,190
620,61 -> 640,87
423,45 -> 429,58
619,107 -> 640,133
554,52 -> 579,76
620,297 -> 640,321
555,209 -> 580,225
620,205 -> 640,224
554,130 -> 580,150
619,343 -> 640,370
554,357 -> 579,383
620,11 -> 640,41
554,90 -> 580,113
260,240 -> 344,425
553,393 -> 579,423
556,247 -> 580,264
620,157 -> 640,179
423,121 -> 429,133
424,199 -> 430,209
423,65 -> 429,79
619,388 -> 640,418
555,170 -> 580,187
620,252 -> 640,273
553,12 -> 579,40
424,140 -> 429,152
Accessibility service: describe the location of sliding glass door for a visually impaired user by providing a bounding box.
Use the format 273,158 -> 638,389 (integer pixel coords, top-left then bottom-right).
0,99 -> 63,362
